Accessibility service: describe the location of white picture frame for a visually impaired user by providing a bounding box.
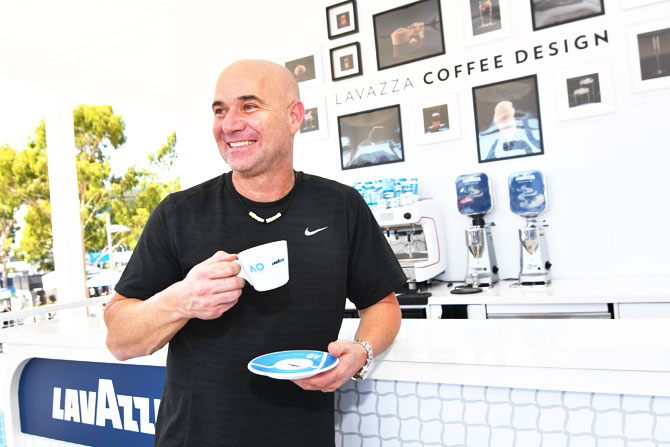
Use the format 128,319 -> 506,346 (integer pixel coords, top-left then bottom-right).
462,0 -> 512,47
627,19 -> 670,93
556,62 -> 616,121
621,0 -> 667,10
281,48 -> 324,88
414,93 -> 461,145
296,97 -> 329,143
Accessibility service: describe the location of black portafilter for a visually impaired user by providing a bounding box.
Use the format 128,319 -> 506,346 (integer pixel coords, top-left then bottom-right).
471,214 -> 486,227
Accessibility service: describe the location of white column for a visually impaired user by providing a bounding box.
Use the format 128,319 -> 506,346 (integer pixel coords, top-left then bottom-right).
45,91 -> 87,327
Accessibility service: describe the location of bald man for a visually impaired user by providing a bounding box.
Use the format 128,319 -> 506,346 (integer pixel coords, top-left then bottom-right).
104,60 -> 404,447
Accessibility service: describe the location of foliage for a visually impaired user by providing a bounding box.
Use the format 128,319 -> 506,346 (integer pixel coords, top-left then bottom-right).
148,131 -> 178,170
6,106 -> 179,269
0,145 -> 23,285
111,131 -> 179,250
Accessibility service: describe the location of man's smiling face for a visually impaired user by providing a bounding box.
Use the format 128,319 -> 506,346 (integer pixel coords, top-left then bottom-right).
212,60 -> 300,178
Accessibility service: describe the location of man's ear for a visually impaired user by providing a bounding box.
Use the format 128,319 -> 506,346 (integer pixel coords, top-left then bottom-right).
288,99 -> 306,136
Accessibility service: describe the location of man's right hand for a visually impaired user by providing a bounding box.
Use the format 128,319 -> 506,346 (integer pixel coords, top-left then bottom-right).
105,250 -> 247,361
174,251 -> 247,320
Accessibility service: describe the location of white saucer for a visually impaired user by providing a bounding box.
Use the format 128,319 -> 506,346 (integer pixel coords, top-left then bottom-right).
247,350 -> 339,380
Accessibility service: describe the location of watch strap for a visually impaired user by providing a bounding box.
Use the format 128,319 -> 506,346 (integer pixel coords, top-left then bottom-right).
352,339 -> 374,381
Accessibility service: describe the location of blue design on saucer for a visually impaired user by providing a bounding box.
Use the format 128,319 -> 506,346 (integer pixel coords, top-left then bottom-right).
247,350 -> 339,380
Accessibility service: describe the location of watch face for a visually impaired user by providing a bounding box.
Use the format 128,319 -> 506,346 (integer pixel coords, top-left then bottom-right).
353,360 -> 373,380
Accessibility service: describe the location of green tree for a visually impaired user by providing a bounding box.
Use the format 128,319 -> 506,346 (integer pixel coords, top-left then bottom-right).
73,105 -> 127,257
3,129 -> 53,271
0,145 -> 23,287
11,106 -> 179,275
111,131 -> 179,251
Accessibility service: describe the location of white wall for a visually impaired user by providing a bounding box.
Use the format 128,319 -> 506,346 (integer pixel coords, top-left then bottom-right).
174,0 -> 670,281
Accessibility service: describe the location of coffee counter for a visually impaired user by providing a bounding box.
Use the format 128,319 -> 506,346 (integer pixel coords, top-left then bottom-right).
346,275 -> 670,318
2,276 -> 670,445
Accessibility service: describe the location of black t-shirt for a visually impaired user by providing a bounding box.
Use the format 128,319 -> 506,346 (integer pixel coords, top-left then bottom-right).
115,171 -> 406,447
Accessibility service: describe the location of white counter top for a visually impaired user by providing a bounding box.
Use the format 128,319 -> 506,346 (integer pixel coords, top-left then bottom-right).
426,275 -> 670,305
3,307 -> 670,399
339,317 -> 670,397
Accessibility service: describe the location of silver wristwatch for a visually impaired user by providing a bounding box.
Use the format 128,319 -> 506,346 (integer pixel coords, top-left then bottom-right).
352,339 -> 374,381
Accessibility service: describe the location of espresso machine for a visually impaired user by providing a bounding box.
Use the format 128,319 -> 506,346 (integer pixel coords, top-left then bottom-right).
509,170 -> 552,285
455,173 -> 499,289
372,198 -> 447,289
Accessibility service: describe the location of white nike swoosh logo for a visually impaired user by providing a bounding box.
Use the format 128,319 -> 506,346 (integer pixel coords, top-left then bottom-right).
305,226 -> 328,236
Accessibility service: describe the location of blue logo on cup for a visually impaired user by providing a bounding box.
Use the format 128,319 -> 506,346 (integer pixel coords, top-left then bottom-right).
272,258 -> 285,266
249,263 -> 264,273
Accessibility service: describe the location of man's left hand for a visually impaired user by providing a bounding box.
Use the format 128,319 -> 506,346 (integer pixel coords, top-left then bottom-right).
291,339 -> 367,392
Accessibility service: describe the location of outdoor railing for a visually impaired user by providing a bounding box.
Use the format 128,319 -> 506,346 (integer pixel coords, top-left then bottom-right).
0,295 -> 111,330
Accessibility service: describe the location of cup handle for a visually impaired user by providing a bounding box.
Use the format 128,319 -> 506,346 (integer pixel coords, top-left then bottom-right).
232,259 -> 251,284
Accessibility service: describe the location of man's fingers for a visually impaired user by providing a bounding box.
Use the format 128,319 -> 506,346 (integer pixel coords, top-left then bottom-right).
209,260 -> 242,279
210,277 -> 246,295
205,250 -> 237,265
328,340 -> 346,358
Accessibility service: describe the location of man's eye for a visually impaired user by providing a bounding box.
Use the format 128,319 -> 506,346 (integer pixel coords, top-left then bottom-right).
242,104 -> 258,111
214,108 -> 226,117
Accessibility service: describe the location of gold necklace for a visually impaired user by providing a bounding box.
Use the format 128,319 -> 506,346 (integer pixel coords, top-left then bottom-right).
232,172 -> 298,224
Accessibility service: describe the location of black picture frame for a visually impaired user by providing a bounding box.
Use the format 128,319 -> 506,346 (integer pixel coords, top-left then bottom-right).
338,104 -> 405,170
472,74 -> 544,163
329,42 -> 363,81
372,0 -> 445,71
530,0 -> 605,31
326,0 -> 359,40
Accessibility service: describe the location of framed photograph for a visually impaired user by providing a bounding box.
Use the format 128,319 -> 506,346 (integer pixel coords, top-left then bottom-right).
282,49 -> 323,87
470,0 -> 502,35
472,75 -> 544,163
296,97 -> 329,143
285,55 -> 317,84
627,20 -> 670,93
330,42 -> 362,81
464,0 -> 512,46
414,93 -> 461,145
338,105 -> 405,170
530,0 -> 605,31
557,63 -> 615,121
326,0 -> 359,39
372,0 -> 445,71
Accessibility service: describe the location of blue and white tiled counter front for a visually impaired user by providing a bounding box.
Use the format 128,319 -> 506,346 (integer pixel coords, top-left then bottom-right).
335,380 -> 670,447
333,318 -> 670,446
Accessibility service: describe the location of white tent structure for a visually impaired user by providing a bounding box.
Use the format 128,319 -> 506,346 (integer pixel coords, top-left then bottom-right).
40,271 -> 57,293
86,269 -> 123,288
42,269 -> 122,291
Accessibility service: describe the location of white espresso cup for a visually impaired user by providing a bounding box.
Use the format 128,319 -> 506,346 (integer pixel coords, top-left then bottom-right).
233,240 -> 289,292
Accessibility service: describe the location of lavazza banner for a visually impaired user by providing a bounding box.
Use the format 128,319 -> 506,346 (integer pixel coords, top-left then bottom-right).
19,358 -> 166,446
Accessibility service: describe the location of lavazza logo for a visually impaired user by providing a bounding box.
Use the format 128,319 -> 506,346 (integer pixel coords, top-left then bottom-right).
51,378 -> 160,434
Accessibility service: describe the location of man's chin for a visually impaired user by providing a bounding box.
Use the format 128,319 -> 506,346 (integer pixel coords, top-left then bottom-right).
227,161 -> 263,177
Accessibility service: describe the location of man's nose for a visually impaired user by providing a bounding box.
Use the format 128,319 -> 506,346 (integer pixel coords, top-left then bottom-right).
221,108 -> 245,134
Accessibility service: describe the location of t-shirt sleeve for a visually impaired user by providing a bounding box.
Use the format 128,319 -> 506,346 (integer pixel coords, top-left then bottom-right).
345,189 -> 406,309
114,196 -> 183,300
